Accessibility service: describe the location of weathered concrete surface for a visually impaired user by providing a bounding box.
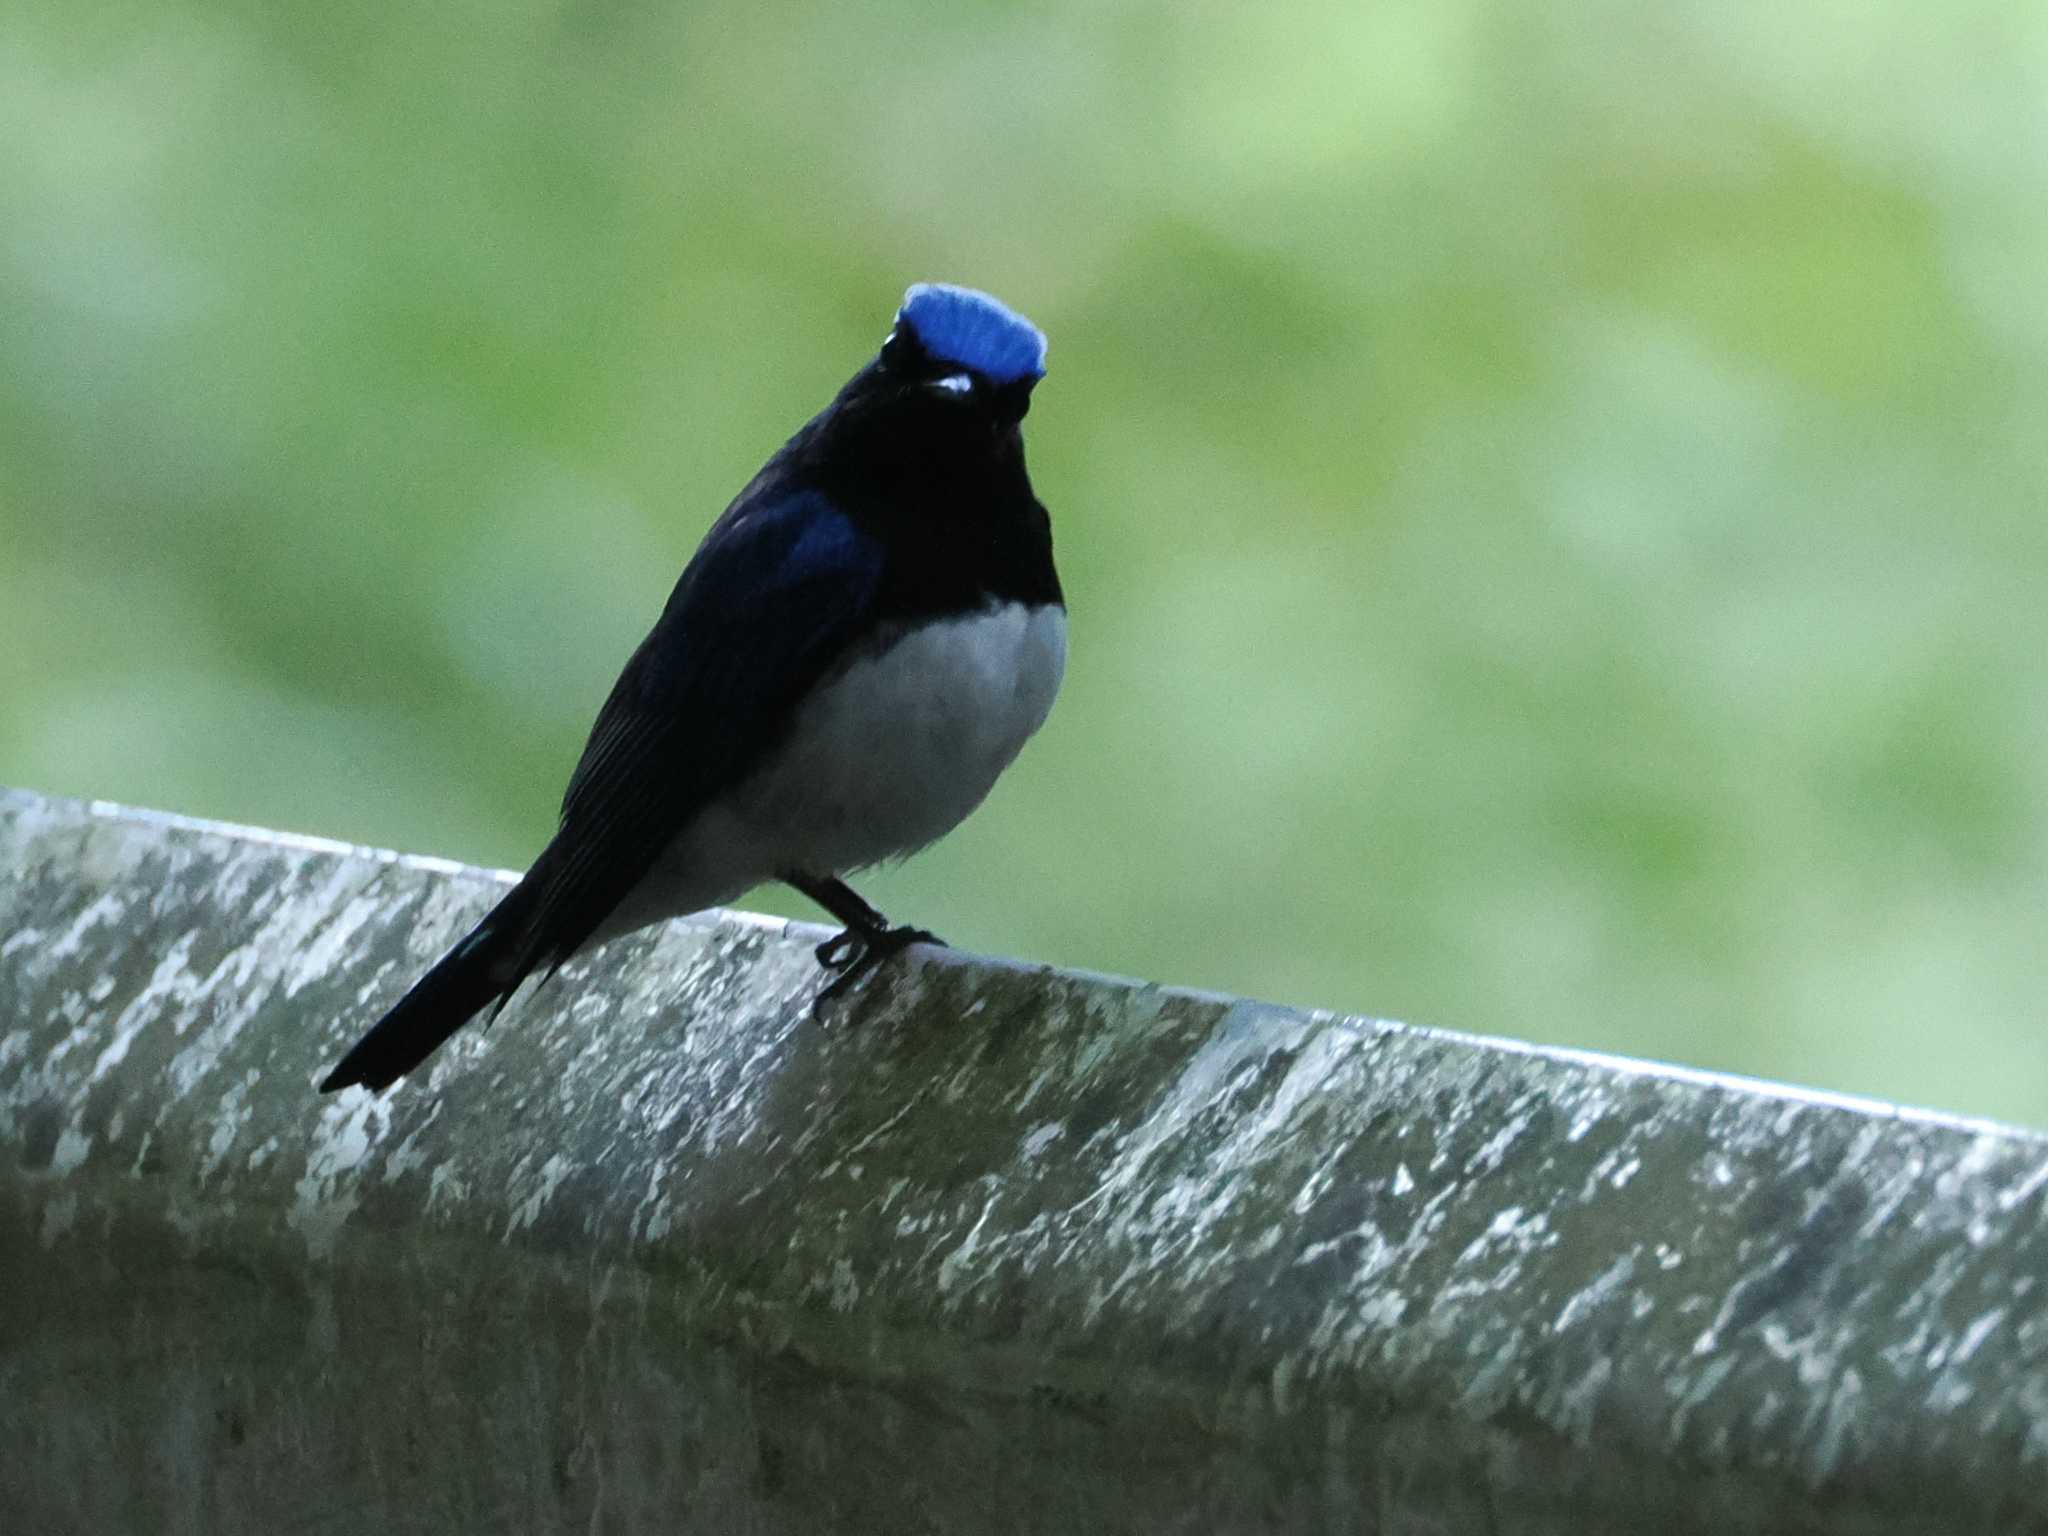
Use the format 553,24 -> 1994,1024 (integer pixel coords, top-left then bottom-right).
2,786 -> 2047,1534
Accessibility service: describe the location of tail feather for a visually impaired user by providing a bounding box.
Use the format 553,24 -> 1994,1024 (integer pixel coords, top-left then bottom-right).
318,887 -> 540,1093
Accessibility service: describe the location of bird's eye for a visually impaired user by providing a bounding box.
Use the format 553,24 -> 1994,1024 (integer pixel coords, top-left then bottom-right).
927,372 -> 975,397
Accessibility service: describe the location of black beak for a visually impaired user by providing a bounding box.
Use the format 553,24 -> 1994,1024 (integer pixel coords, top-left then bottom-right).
993,377 -> 1037,425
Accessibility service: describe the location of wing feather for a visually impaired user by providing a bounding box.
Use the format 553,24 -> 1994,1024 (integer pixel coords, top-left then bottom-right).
511,487 -> 884,974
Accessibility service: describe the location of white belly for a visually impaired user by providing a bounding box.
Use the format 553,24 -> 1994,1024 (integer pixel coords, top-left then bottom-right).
732,599 -> 1067,868
596,601 -> 1066,939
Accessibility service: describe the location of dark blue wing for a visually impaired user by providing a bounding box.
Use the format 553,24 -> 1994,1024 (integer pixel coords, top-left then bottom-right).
527,486 -> 885,970
317,486 -> 881,1092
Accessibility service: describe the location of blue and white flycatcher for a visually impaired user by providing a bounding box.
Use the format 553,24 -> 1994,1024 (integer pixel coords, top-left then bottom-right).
320,284 -> 1063,1092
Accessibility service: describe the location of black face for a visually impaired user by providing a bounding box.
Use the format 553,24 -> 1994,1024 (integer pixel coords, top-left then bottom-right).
778,316 -> 1058,614
795,321 -> 1042,508
875,323 -> 1038,427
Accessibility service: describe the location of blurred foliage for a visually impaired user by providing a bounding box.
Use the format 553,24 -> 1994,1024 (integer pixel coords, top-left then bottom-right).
3,0 -> 2046,1123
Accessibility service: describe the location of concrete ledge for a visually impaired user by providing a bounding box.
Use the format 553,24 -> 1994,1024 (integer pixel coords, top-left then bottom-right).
4,786 -> 2048,1532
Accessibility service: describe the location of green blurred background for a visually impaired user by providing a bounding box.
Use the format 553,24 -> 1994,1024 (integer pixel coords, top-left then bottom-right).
3,2 -> 2045,1122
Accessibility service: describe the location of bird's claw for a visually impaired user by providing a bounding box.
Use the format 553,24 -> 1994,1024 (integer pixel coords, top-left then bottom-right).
815,931 -> 864,969
812,925 -> 946,1008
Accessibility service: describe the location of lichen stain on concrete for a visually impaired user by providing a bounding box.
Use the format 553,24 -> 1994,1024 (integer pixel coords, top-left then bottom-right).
50,1124 -> 93,1177
507,1152 -> 575,1238
199,1069 -> 261,1185
294,1090 -> 391,1259
281,880 -> 392,1002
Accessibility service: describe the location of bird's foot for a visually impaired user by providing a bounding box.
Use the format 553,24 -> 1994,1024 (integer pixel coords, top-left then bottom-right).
813,924 -> 945,1006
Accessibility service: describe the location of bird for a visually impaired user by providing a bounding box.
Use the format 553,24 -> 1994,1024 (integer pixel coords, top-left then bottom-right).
317,283 -> 1064,1093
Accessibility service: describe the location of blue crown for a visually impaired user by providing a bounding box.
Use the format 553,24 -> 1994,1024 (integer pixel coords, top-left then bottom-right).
896,284 -> 1047,384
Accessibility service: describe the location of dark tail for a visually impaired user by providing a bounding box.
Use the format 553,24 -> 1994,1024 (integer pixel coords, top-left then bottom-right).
318,883 -> 541,1094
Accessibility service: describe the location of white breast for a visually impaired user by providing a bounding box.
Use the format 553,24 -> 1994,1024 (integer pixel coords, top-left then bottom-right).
735,600 -> 1067,873
596,601 -> 1066,940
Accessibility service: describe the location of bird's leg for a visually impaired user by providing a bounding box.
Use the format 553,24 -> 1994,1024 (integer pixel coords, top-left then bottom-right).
783,873 -> 944,1002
